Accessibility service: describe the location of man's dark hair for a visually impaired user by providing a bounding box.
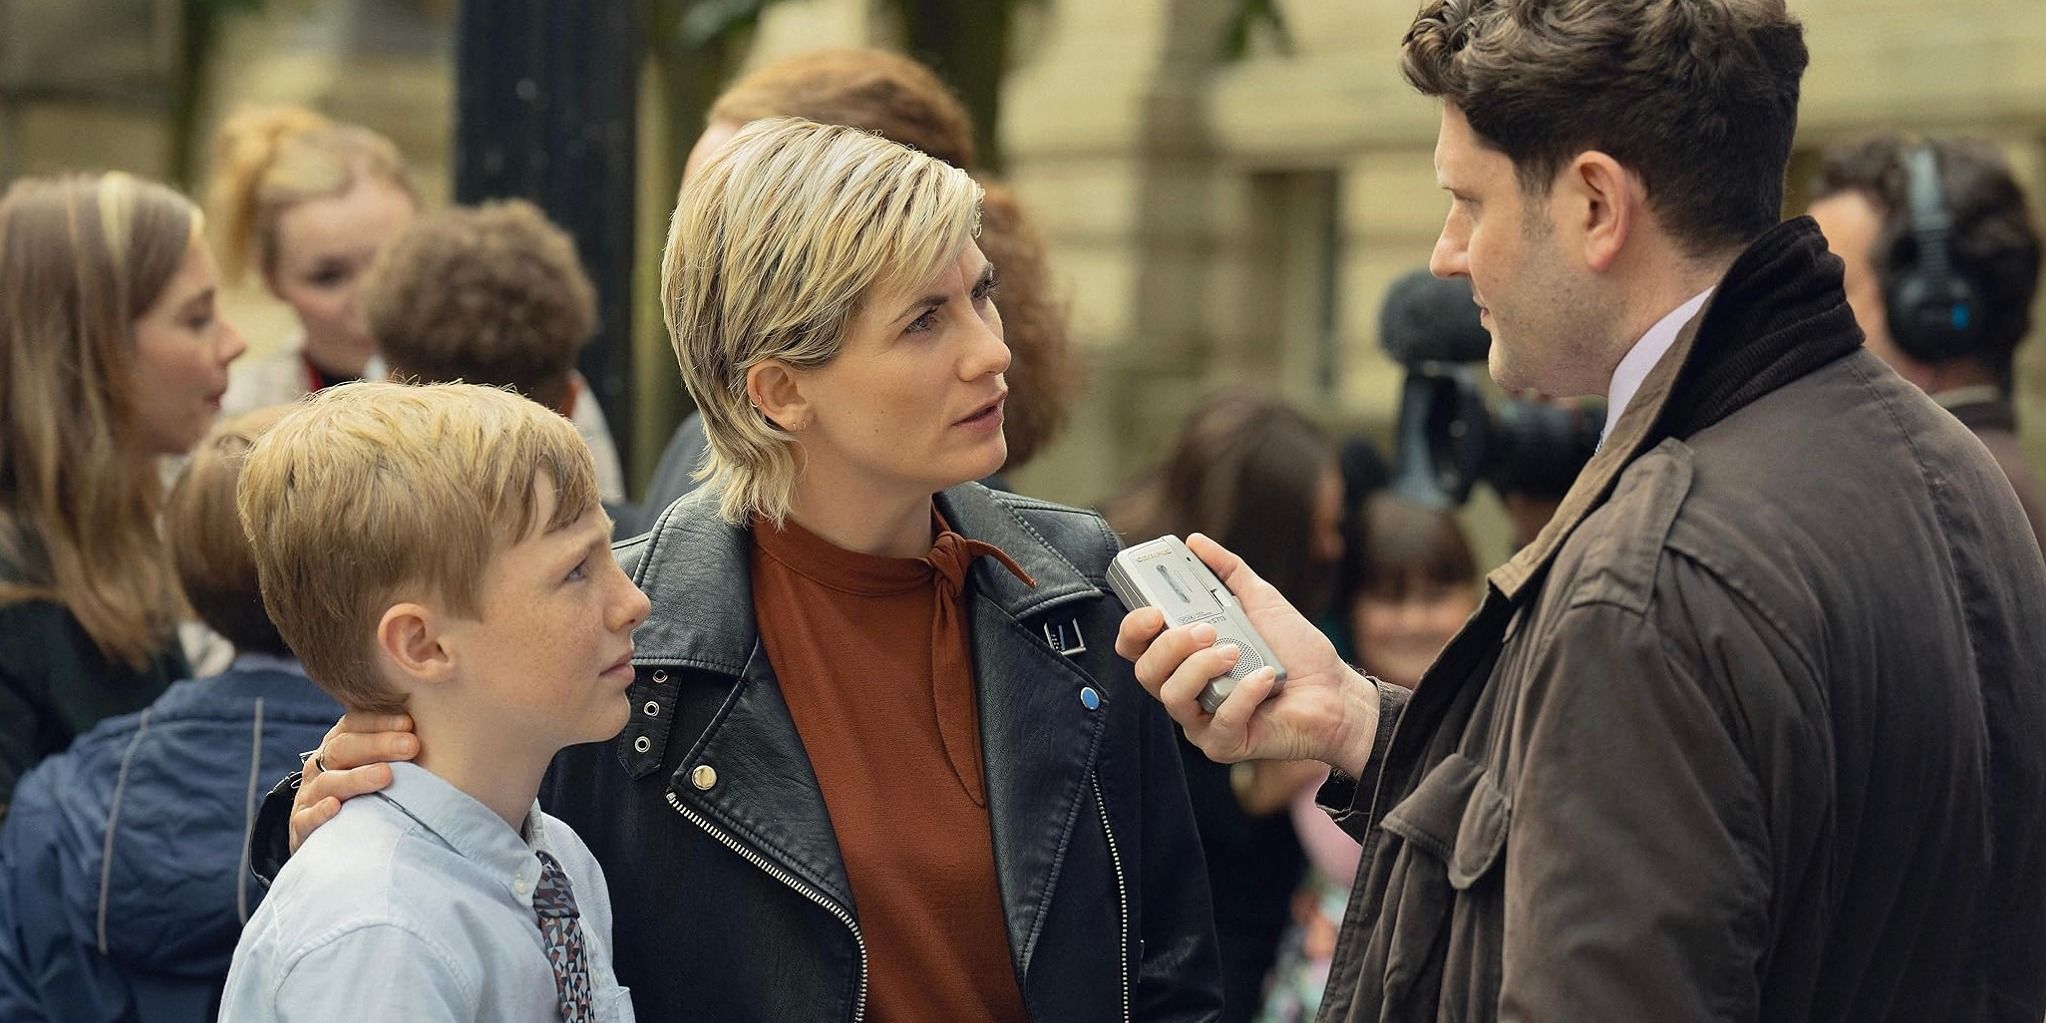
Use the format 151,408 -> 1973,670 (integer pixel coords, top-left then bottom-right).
1813,135 -> 2043,377
1401,0 -> 1808,256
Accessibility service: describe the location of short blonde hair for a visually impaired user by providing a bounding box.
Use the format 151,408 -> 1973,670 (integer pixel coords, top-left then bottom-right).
236,382 -> 597,713
661,116 -> 982,526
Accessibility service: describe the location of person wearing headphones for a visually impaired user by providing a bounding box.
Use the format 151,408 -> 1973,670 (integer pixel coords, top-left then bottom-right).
1811,136 -> 2046,548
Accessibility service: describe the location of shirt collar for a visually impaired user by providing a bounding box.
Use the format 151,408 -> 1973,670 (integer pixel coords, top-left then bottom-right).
376,762 -> 553,908
1601,287 -> 1715,449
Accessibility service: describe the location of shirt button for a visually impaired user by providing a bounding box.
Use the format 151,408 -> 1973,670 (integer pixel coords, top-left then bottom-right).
690,764 -> 717,791
652,670 -> 669,684
643,700 -> 661,718
514,877 -> 531,896
1080,686 -> 1101,711
633,735 -> 652,754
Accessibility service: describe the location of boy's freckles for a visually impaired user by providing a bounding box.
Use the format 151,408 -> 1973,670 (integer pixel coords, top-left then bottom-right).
449,484 -> 648,747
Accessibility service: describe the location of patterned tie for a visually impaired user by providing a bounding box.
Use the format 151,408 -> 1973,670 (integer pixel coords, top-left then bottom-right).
533,851 -> 595,1022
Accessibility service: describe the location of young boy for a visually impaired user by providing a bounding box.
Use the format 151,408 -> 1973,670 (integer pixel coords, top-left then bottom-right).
218,382 -> 649,1022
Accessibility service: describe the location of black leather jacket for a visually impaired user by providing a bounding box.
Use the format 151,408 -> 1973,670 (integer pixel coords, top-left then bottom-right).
542,482 -> 1223,1022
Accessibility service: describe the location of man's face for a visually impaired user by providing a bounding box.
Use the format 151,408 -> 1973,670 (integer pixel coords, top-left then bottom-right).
1809,191 -> 1906,370
1427,106 -> 1611,398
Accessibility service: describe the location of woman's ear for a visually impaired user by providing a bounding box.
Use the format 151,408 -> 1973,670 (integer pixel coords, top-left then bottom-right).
746,359 -> 809,432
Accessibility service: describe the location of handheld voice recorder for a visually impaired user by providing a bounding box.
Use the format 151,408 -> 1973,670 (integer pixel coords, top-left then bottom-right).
1107,535 -> 1286,713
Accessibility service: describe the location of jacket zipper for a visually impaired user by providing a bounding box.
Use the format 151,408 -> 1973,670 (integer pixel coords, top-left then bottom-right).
1092,774 -> 1131,1023
664,789 -> 869,1022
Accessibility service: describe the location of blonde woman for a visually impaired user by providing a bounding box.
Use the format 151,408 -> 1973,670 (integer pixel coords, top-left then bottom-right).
209,105 -> 417,408
209,105 -> 629,501
628,47 -> 1079,532
279,118 -> 1222,1022
0,173 -> 247,814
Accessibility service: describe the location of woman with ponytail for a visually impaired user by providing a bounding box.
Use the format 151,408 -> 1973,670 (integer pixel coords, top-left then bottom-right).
208,105 -> 630,501
209,105 -> 416,409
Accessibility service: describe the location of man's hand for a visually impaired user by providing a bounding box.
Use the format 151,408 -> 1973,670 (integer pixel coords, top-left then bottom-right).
1115,533 -> 1380,778
291,713 -> 418,853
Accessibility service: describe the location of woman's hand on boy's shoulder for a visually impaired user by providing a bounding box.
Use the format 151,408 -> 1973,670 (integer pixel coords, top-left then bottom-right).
292,713 -> 419,853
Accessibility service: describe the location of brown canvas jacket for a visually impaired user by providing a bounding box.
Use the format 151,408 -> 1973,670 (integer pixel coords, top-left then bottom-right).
1316,218 -> 2046,1023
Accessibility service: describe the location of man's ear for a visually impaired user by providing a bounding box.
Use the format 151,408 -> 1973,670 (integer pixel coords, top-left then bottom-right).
746,359 -> 810,432
1562,151 -> 1636,274
376,602 -> 457,692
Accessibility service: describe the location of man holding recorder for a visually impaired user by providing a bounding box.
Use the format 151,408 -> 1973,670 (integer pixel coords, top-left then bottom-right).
1118,1 -> 2046,1020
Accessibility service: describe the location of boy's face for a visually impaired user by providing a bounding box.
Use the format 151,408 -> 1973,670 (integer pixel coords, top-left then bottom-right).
448,474 -> 651,750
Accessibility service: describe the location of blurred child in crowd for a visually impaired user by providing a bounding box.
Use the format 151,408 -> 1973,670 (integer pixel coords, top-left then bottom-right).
209,105 -> 416,407
209,104 -> 630,502
0,408 -> 340,1023
629,48 -> 1077,532
1106,389 -> 1346,1023
358,198 -> 626,503
1257,495 -> 1480,1023
220,383 -> 646,1021
0,173 -> 247,813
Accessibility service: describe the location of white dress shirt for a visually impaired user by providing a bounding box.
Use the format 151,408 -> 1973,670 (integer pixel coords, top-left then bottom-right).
1600,288 -> 1715,449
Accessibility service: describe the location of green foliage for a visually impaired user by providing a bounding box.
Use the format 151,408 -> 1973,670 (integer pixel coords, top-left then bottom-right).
667,0 -> 794,49
1222,0 -> 1293,60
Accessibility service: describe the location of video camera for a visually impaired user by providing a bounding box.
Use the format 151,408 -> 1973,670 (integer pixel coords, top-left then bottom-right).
1380,269 -> 1602,507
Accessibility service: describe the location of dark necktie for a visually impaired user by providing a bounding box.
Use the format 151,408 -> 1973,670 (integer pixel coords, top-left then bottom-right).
533,850 -> 595,1022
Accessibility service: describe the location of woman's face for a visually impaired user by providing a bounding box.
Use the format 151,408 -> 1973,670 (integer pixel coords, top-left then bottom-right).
779,243 -> 1011,505
1350,573 -> 1480,690
268,177 -> 416,376
131,236 -> 246,457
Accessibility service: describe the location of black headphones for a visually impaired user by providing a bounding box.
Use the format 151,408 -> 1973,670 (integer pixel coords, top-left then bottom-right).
1883,145 -> 1986,364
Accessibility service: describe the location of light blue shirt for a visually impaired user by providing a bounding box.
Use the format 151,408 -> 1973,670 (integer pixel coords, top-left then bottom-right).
220,762 -> 634,1022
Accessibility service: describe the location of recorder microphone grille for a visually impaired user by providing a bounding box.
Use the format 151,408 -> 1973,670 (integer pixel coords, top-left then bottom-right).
1226,642 -> 1266,679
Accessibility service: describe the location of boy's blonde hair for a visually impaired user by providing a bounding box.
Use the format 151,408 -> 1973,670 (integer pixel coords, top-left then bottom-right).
236,382 -> 597,713
661,116 -> 983,526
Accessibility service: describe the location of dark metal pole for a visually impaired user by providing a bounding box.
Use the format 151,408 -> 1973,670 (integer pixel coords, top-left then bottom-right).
454,0 -> 640,472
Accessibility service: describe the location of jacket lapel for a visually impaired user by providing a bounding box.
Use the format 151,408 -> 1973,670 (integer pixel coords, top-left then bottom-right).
938,484 -> 1113,974
626,488 -> 855,911
670,644 -> 857,912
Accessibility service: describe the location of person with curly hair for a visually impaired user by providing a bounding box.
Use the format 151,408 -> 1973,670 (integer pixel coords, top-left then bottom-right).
357,199 -> 627,502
